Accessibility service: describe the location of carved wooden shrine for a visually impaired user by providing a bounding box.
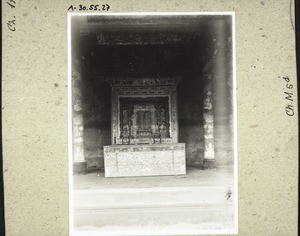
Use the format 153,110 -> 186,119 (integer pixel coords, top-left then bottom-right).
103,77 -> 186,177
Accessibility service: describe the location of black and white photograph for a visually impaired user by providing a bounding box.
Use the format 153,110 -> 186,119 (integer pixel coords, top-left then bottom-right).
68,13 -> 237,235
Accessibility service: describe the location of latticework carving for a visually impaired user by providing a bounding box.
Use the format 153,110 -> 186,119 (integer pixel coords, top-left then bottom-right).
108,78 -> 180,144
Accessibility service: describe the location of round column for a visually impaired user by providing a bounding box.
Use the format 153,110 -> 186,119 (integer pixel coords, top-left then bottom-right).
203,75 -> 216,168
72,61 -> 86,173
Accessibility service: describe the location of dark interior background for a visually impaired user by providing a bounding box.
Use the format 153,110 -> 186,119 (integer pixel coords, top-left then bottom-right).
71,15 -> 234,170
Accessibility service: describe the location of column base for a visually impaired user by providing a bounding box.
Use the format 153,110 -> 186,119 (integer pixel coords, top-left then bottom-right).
73,162 -> 87,174
203,159 -> 216,169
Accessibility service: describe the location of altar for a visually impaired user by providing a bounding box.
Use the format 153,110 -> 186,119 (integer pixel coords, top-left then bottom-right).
104,143 -> 186,177
103,77 -> 186,177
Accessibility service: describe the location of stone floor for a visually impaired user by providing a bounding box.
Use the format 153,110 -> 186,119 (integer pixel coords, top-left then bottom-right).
73,165 -> 234,189
72,165 -> 236,235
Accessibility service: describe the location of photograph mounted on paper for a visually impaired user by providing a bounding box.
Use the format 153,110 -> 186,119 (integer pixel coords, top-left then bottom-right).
68,12 -> 237,235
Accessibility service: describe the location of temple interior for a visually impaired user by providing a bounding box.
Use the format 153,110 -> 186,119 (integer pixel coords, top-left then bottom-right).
71,15 -> 234,175
70,14 -> 236,232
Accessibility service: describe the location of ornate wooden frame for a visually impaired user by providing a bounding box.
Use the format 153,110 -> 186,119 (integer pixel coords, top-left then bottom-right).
106,77 -> 181,144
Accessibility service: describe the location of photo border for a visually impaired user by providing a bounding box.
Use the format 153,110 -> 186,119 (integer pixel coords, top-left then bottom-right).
67,12 -> 238,235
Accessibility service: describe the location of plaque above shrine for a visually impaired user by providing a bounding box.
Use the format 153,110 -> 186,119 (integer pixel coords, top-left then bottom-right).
106,77 -> 181,87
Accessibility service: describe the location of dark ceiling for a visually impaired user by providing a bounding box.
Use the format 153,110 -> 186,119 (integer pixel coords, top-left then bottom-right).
71,15 -> 232,78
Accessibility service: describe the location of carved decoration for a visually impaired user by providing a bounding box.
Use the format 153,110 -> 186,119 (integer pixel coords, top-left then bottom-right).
203,77 -> 215,160
106,77 -> 181,87
108,78 -> 180,144
72,66 -> 85,163
119,97 -> 170,143
95,33 -> 188,45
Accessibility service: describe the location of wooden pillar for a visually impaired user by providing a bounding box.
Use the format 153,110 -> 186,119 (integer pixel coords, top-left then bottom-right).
203,75 -> 216,168
72,60 -> 86,173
